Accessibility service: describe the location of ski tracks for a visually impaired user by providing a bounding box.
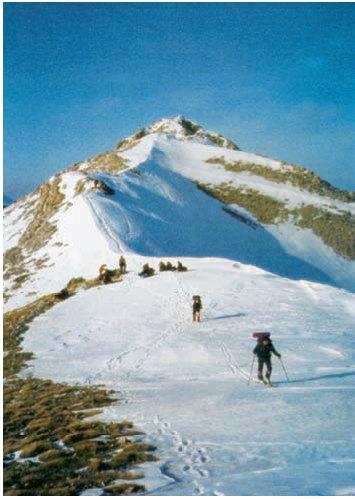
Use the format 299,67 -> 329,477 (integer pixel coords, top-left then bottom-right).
96,271 -> 190,387
219,339 -> 249,381
202,281 -> 251,382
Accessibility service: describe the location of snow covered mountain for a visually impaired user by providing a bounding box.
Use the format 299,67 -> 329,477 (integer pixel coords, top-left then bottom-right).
4,116 -> 355,495
4,115 -> 355,310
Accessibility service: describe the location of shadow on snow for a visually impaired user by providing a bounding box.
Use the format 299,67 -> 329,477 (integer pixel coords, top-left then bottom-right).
89,151 -> 348,291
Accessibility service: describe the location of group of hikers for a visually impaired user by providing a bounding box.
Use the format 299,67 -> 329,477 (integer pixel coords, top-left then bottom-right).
159,261 -> 188,272
138,260 -> 188,276
97,255 -> 283,385
99,258 -> 189,281
98,255 -> 127,284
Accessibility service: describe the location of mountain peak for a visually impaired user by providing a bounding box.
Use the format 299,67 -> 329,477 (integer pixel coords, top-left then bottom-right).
147,115 -> 201,135
116,116 -> 239,151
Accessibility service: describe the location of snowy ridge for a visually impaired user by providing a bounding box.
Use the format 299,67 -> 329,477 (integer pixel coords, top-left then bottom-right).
3,116 -> 355,311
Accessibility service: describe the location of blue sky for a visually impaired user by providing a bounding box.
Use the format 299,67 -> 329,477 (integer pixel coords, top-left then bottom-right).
4,2 -> 355,198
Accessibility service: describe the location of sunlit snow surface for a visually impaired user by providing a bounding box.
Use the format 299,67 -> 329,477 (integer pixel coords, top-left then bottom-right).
23,258 -> 355,495
4,132 -> 355,311
6,122 -> 355,494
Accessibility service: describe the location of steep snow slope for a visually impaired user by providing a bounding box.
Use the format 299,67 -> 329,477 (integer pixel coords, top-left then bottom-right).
4,116 -> 355,313
23,258 -> 355,495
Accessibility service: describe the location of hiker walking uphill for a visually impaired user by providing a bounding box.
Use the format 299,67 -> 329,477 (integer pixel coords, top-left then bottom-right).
192,295 -> 202,322
253,335 -> 281,385
119,255 -> 127,273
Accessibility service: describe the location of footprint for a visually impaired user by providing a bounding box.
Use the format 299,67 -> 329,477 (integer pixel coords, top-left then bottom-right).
193,481 -> 205,495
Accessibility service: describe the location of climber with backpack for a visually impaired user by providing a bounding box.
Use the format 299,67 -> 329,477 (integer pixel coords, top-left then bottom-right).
252,333 -> 281,385
192,295 -> 202,322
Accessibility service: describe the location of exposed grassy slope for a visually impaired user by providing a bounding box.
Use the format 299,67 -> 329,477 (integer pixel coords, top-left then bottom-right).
197,182 -> 289,225
84,152 -> 128,175
4,177 -> 68,296
3,272 -> 156,496
294,206 -> 355,260
197,182 -> 355,260
206,157 -> 355,202
116,128 -> 147,151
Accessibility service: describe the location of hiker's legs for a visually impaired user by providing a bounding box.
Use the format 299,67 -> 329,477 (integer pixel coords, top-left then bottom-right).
265,359 -> 272,380
257,359 -> 264,379
193,307 -> 198,322
197,311 -> 201,322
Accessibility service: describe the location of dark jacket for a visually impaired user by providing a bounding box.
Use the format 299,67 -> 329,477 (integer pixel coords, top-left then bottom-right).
253,341 -> 280,360
193,298 -> 202,312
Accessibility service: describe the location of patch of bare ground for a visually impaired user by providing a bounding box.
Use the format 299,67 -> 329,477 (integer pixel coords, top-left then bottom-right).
4,177 -> 68,295
4,271 -> 156,495
84,152 -> 128,175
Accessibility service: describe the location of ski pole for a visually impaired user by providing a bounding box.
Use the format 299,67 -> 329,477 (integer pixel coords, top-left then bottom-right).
279,357 -> 290,382
248,355 -> 255,385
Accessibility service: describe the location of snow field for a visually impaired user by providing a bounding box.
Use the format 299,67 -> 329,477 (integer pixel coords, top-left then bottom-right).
22,257 -> 355,495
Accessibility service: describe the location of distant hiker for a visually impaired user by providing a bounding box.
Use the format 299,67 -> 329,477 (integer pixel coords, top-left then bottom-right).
119,255 -> 127,273
166,261 -> 175,271
192,295 -> 202,322
99,264 -> 107,280
177,261 -> 187,272
159,261 -> 167,272
253,336 -> 281,383
99,264 -> 111,284
139,263 -> 155,277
